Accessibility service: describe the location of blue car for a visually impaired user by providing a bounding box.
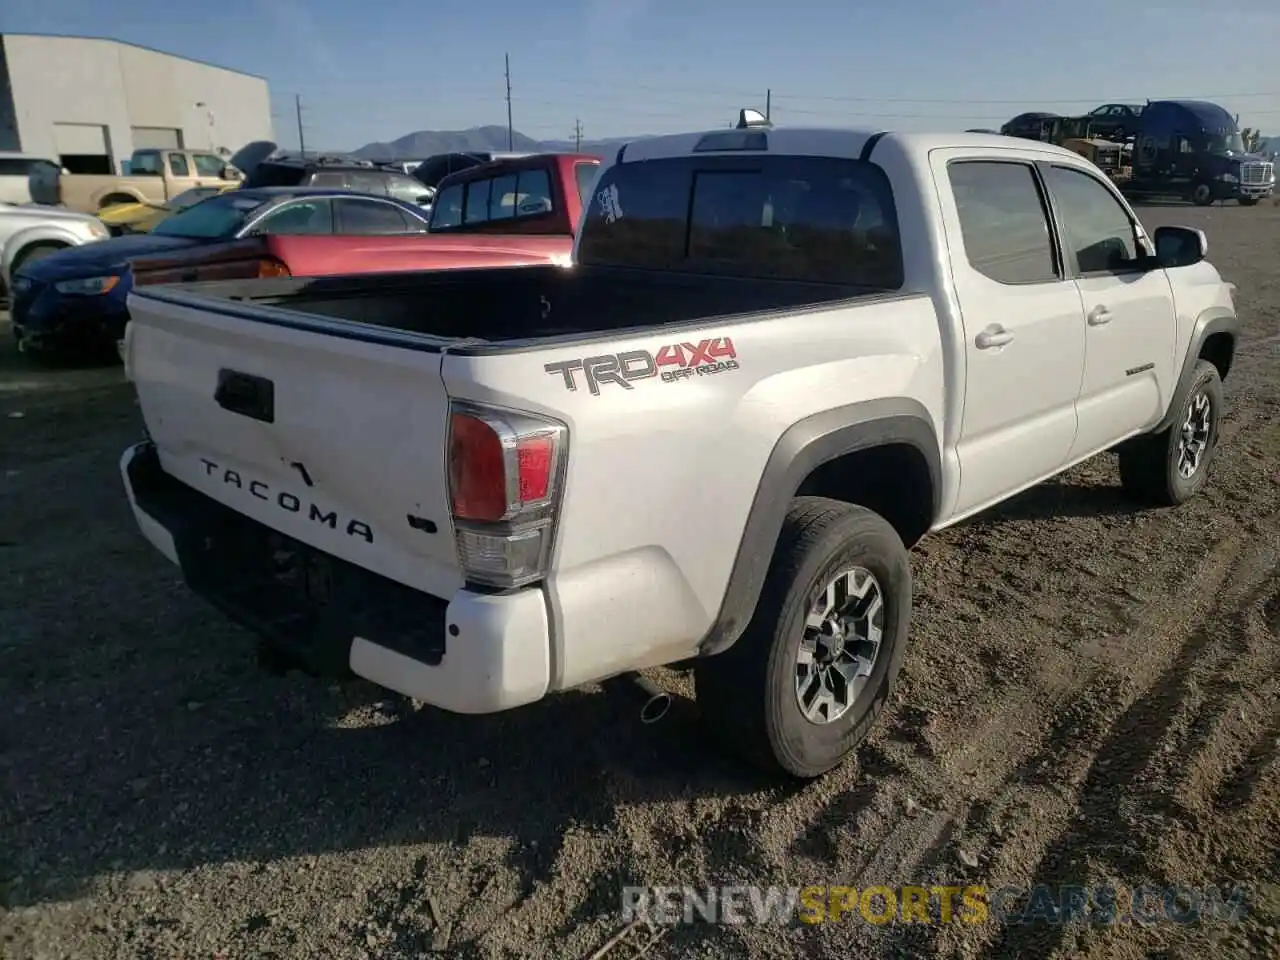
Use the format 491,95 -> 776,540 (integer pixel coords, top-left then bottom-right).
10,186 -> 432,360
10,233 -> 201,359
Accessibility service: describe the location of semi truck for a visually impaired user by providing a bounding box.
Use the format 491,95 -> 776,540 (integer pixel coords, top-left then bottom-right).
1003,100 -> 1274,207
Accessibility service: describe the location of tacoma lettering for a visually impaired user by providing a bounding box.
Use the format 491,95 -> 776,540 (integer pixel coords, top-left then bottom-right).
199,458 -> 373,543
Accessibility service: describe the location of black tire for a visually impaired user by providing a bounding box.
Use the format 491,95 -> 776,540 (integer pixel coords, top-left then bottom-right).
694,497 -> 911,779
1189,181 -> 1214,206
1117,359 -> 1223,506
1238,197 -> 1258,207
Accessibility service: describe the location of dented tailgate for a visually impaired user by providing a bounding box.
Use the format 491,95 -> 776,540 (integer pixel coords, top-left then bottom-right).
125,293 -> 465,600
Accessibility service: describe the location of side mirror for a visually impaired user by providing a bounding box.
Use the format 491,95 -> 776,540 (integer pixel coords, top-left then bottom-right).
1154,225 -> 1208,268
222,166 -> 244,181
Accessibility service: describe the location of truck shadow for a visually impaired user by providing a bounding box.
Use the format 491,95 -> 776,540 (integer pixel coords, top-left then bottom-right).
5,644 -> 781,911
966,478 -> 1142,526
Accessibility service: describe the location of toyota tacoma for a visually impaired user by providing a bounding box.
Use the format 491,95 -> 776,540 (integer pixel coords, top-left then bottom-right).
117,117 -> 1238,778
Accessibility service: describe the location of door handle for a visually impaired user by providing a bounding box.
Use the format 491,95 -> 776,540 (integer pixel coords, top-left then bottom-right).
1087,305 -> 1113,326
975,325 -> 1015,349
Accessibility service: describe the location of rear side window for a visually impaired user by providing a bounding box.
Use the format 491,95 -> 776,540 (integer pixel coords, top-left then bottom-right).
577,155 -> 903,287
333,198 -> 414,234
242,162 -> 308,188
436,167 -> 558,229
309,171 -> 347,188
947,161 -> 1057,284
131,151 -> 164,176
348,171 -> 389,195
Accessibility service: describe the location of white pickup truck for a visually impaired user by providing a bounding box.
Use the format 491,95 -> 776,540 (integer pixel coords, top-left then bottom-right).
118,119 -> 1239,779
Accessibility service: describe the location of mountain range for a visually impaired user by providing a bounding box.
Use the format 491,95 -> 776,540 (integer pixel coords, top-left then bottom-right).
350,125 -> 644,160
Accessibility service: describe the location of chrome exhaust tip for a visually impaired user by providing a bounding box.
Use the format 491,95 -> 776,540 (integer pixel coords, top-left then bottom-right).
605,671 -> 672,724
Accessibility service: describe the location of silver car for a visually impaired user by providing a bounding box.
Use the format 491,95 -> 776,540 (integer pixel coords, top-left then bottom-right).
1,203 -> 110,295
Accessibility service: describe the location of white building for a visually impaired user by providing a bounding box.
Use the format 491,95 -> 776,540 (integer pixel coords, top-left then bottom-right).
0,33 -> 273,174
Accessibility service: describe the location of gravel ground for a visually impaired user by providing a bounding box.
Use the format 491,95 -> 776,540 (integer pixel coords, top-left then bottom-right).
2,203 -> 1279,960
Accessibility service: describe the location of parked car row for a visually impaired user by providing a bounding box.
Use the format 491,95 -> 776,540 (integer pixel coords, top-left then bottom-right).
7,147 -> 602,360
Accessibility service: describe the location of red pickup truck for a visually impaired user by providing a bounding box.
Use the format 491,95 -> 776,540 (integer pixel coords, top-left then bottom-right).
129,152 -> 601,286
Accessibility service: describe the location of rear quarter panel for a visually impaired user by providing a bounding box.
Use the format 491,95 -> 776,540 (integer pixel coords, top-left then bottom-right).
443,295 -> 945,691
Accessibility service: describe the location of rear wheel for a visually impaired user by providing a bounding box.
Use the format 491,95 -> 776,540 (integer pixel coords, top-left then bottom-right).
694,497 -> 911,778
1189,182 -> 1214,206
1118,359 -> 1223,506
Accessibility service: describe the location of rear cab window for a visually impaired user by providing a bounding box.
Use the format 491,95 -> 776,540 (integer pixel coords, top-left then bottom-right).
431,165 -> 558,230
576,155 -> 903,287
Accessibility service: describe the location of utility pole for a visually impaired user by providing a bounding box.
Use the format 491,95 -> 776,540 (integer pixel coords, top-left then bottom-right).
766,89 -> 771,122
574,118 -> 583,152
504,54 -> 514,151
295,94 -> 307,158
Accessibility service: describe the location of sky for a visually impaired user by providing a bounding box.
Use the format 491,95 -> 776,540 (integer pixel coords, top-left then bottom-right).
4,0 -> 1279,151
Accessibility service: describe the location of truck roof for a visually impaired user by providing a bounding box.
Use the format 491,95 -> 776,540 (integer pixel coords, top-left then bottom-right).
435,151 -> 602,187
610,126 -> 1089,164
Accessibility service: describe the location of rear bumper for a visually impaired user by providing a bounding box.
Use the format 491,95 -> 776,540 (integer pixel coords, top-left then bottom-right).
119,441 -> 551,713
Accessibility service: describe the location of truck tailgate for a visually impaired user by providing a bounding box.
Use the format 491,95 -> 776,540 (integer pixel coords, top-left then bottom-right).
125,294 -> 464,599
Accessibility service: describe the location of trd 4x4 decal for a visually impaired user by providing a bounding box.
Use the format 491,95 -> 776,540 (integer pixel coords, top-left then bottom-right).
543,337 -> 740,395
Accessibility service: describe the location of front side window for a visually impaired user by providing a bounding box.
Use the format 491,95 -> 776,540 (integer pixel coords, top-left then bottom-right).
168,153 -> 190,177
253,199 -> 334,235
151,192 -> 266,238
192,153 -> 224,177
948,161 -> 1057,284
1042,165 -> 1139,273
578,155 -> 902,287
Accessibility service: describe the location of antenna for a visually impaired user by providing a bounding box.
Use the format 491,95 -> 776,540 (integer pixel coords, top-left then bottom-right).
574,118 -> 583,152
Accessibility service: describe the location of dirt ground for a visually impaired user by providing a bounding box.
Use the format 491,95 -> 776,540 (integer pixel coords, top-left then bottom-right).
2,202 -> 1278,960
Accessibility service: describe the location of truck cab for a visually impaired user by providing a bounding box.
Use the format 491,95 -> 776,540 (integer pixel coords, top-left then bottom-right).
1127,100 -> 1275,206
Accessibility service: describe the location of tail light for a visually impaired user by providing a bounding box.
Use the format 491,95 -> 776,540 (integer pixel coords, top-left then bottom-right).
447,401 -> 567,589
256,257 -> 291,278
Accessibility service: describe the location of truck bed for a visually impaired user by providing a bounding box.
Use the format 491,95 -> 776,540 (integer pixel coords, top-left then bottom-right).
130,265 -> 891,351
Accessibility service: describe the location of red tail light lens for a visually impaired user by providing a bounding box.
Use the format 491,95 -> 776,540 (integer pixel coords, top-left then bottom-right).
449,413 -> 507,522
516,434 -> 554,503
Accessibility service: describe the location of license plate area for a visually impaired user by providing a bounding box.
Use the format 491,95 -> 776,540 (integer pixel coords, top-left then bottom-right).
127,444 -> 449,672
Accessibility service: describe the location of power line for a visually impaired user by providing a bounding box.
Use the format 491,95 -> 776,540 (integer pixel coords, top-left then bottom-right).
504,53 -> 514,151
513,75 -> 1280,106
